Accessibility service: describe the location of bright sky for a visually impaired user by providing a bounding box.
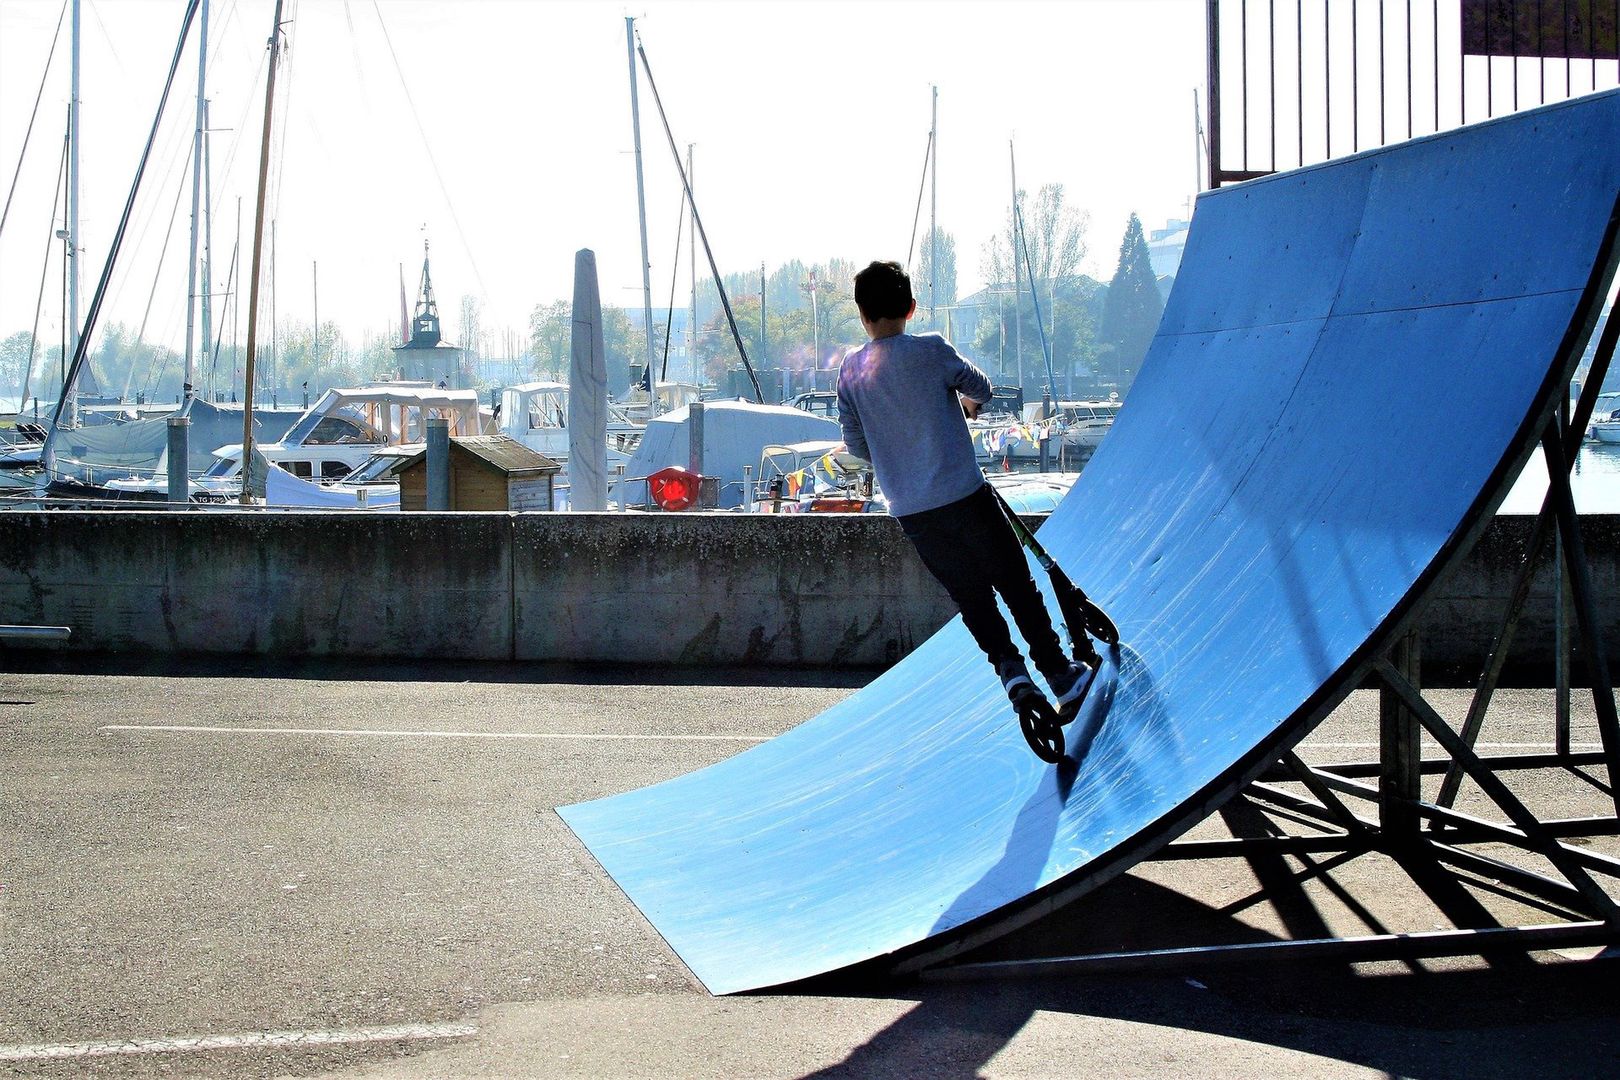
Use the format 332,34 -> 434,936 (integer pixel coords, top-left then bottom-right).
0,0 -> 1207,357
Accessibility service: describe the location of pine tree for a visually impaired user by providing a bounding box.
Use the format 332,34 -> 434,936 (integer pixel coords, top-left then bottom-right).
1099,213 -> 1164,394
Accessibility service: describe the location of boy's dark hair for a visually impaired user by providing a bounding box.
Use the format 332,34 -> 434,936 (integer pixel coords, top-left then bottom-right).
853,261 -> 914,321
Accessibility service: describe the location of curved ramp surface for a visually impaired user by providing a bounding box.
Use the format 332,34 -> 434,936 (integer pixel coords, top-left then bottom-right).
560,93 -> 1620,995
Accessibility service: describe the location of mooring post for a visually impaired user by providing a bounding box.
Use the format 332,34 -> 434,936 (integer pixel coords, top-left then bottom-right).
426,417 -> 450,511
166,416 -> 190,505
1379,631 -> 1423,840
688,400 -> 705,477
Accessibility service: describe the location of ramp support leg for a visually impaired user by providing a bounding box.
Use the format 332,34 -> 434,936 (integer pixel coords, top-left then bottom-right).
1540,423 -> 1620,817
1379,633 -> 1423,840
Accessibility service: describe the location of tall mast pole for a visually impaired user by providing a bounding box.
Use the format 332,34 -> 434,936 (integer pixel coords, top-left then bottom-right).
625,16 -> 658,414
239,0 -> 286,504
312,260 -> 319,394
929,85 -> 937,328
687,142 -> 696,388
65,0 -> 81,425
232,196 -> 240,399
1193,87 -> 1205,195
201,97 -> 214,401
183,0 -> 208,400
1010,140 -> 1022,391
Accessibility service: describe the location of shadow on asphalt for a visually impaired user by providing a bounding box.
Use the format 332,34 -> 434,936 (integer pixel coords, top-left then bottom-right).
0,649 -> 879,689
790,820 -> 1618,1079
790,873 -> 1617,1078
794,958 -> 1617,1079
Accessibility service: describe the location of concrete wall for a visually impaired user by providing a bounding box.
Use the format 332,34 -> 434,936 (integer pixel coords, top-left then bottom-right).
0,510 -> 1612,682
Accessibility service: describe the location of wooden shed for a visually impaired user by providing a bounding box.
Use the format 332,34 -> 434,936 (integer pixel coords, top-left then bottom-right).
398,435 -> 560,511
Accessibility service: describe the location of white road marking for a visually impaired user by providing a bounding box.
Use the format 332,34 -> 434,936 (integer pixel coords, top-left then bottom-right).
0,1022 -> 477,1063
102,724 -> 771,742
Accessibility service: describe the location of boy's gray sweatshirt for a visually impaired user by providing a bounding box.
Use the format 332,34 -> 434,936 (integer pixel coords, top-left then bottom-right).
836,332 -> 993,517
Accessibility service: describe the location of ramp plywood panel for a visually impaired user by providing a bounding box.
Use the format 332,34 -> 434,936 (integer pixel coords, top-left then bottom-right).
561,92 -> 1620,994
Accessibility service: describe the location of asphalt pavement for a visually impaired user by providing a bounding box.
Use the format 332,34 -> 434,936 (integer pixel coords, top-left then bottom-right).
1,655 -> 1615,1079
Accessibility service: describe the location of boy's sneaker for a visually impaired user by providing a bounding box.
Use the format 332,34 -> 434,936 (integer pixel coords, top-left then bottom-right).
1044,659 -> 1096,718
995,656 -> 1035,703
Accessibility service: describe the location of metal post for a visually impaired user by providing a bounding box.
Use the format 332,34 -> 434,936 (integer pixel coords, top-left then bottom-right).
1378,631 -> 1422,840
201,98 -> 214,401
183,0 -> 208,401
1207,0 -> 1222,188
167,416 -> 190,504
930,84 -> 938,327
1556,393 -> 1573,755
1541,423 -> 1620,813
626,17 -> 659,415
426,416 -> 450,511
742,464 -> 754,512
66,0 -> 81,387
312,259 -> 319,392
237,0 -> 285,505
688,400 -> 705,477
1009,142 -> 1022,387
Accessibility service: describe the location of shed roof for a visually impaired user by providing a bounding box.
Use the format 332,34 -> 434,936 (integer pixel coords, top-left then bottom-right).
398,434 -> 560,476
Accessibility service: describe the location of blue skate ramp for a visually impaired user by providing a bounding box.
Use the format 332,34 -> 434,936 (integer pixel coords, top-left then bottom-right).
559,92 -> 1620,995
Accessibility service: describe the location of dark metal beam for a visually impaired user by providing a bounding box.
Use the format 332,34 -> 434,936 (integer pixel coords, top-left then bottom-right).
1375,661 -> 1620,920
1156,834 -> 1369,860
1295,750 -> 1612,780
1540,422 -> 1620,816
924,922 -> 1618,982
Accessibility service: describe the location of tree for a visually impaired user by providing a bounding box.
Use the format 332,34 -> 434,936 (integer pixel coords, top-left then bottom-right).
527,300 -> 570,381
0,331 -> 39,397
913,226 -> 957,334
601,307 -> 641,393
976,183 -> 1094,395
458,295 -> 483,360
1099,213 -> 1164,394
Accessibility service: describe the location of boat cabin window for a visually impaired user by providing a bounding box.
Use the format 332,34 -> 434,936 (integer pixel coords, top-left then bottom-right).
345,455 -> 400,483
286,461 -> 313,478
304,414 -> 384,446
203,456 -> 238,478
320,461 -> 352,480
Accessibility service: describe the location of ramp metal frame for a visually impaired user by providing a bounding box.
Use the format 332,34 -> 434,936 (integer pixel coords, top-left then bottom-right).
929,281 -> 1620,984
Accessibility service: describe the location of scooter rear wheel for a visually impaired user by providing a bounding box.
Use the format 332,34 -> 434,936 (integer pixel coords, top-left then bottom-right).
1017,698 -> 1065,763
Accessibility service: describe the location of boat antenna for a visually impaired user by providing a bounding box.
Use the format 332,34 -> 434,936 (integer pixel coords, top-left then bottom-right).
634,36 -> 764,403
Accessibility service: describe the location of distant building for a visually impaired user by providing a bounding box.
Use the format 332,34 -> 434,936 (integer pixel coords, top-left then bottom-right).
1146,218 -> 1190,279
393,241 -> 466,387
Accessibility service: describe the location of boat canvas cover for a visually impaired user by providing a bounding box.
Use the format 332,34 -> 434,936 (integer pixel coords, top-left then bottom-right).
569,250 -> 609,511
623,401 -> 841,509
41,399 -> 307,480
261,457 -> 400,510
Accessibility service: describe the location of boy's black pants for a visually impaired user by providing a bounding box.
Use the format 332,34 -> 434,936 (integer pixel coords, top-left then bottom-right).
897,484 -> 1067,675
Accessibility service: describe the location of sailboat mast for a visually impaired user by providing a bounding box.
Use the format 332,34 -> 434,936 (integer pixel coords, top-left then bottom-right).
687,143 -> 696,389
239,0 -> 286,505
312,260 -> 319,394
929,85 -> 937,328
625,16 -> 658,415
1009,140 -> 1022,390
183,0 -> 209,401
201,98 -> 214,401
65,0 -> 81,425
